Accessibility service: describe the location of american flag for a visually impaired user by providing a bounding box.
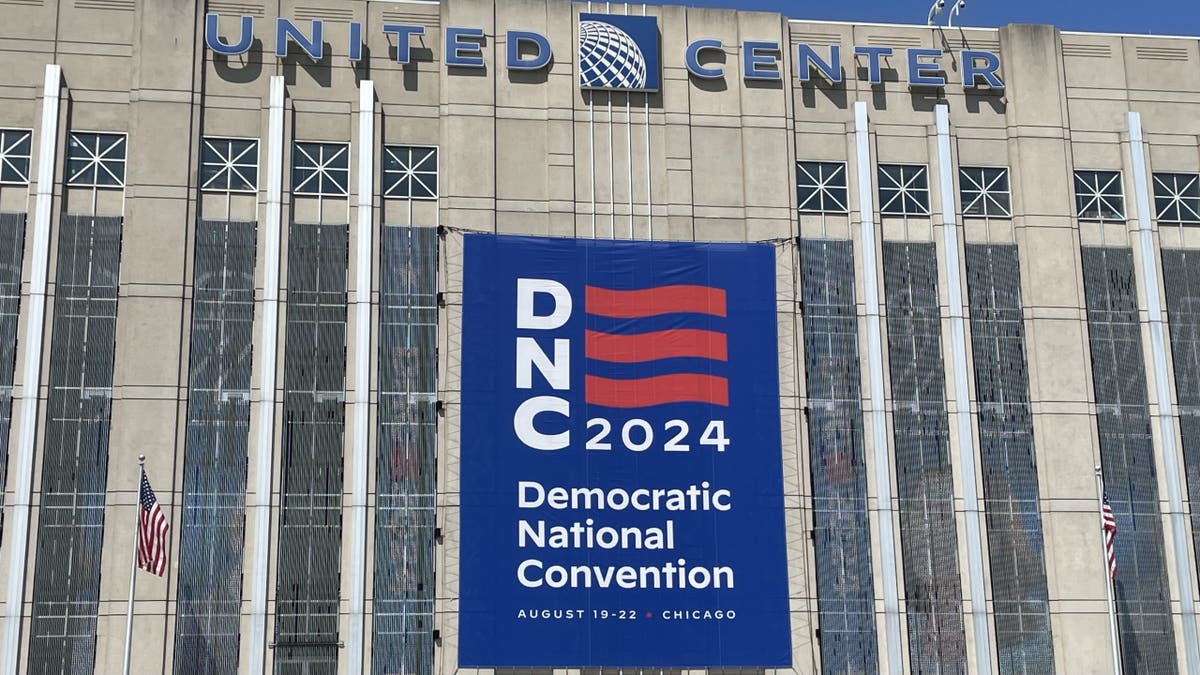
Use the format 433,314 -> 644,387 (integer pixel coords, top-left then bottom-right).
1102,493 -> 1118,580
137,470 -> 169,577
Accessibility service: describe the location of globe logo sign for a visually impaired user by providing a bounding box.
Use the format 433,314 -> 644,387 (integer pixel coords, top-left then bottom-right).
578,13 -> 661,92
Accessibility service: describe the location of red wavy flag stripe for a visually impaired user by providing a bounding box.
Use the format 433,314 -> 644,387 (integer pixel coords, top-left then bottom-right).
585,373 -> 729,407
585,328 -> 728,363
585,284 -> 727,319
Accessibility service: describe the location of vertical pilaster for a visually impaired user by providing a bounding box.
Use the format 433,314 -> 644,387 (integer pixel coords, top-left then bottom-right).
854,100 -> 904,673
247,74 -> 286,675
935,103 -> 992,674
0,63 -> 60,675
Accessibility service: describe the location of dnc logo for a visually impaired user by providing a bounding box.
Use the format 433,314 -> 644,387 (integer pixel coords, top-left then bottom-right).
578,13 -> 661,92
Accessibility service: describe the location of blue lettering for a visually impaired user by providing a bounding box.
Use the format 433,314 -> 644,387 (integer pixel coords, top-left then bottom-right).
204,13 -> 253,56
907,48 -> 945,86
796,44 -> 842,83
447,27 -> 486,68
349,22 -> 362,62
275,18 -> 323,60
685,39 -> 724,79
854,45 -> 892,85
962,50 -> 1004,89
381,24 -> 425,64
507,30 -> 551,70
743,40 -> 780,80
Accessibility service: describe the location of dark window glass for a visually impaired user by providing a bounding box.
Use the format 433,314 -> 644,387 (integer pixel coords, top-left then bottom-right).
0,129 -> 32,184
1081,246 -> 1178,674
27,215 -> 123,674
1159,250 -> 1200,641
201,138 -> 259,193
960,167 -> 1012,218
292,142 -> 349,196
273,222 -> 348,674
372,225 -> 438,675
1074,171 -> 1125,221
0,213 -> 25,543
878,164 -> 930,216
882,241 -> 967,673
799,238 -> 879,673
66,132 -> 126,187
383,146 -> 438,199
173,220 -> 256,674
1153,173 -> 1200,224
964,244 -> 1055,673
796,161 -> 848,213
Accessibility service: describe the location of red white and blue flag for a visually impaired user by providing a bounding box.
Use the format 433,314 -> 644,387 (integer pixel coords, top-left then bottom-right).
137,470 -> 169,577
584,284 -> 729,408
1102,493 -> 1118,580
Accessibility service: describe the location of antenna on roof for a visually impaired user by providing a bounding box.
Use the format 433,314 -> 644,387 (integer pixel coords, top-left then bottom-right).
926,0 -> 946,26
947,0 -> 967,27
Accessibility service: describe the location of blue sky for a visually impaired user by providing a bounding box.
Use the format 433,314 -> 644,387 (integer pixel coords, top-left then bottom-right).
633,0 -> 1200,35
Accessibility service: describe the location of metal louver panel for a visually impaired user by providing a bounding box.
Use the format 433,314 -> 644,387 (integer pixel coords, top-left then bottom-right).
798,238 -> 878,674
1161,249 -> 1200,597
1081,246 -> 1178,674
273,222 -> 348,674
963,244 -> 1055,673
173,219 -> 257,674
0,213 -> 25,544
372,226 -> 438,675
881,241 -> 967,673
27,214 -> 123,675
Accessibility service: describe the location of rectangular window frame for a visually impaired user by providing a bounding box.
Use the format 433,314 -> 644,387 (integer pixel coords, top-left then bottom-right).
1152,172 -> 1200,225
795,160 -> 849,214
66,131 -> 128,189
291,141 -> 350,197
200,136 -> 261,194
382,145 -> 439,201
878,163 -> 931,217
1074,169 -> 1126,222
959,165 -> 1013,218
0,128 -> 33,185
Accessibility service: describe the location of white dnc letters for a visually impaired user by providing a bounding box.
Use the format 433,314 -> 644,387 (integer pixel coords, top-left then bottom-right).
514,278 -> 571,450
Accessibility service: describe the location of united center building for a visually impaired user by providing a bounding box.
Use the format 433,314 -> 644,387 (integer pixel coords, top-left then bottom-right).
2,0 -> 1200,673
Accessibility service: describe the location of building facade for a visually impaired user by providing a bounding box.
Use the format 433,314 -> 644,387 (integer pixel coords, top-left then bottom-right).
2,0 -> 1200,673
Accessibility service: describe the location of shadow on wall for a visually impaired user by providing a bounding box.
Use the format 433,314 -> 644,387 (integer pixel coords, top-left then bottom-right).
212,39 -> 264,84
283,42 -> 333,87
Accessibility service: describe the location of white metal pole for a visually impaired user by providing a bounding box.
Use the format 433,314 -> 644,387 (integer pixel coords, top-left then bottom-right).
122,455 -> 146,675
1095,465 -> 1122,674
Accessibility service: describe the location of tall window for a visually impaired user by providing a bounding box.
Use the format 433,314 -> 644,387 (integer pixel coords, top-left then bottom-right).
960,167 -> 1012,218
200,138 -> 259,193
273,222 -> 348,673
372,226 -> 438,675
383,146 -> 438,199
795,161 -> 848,213
1153,173 -> 1200,225
27,215 -> 123,674
1074,170 -> 1125,221
878,164 -> 930,216
964,244 -> 1055,673
0,129 -> 32,184
1082,247 -> 1178,673
292,142 -> 349,196
0,213 -> 25,542
66,132 -> 126,187
882,241 -> 967,673
173,220 -> 256,674
798,238 -> 878,672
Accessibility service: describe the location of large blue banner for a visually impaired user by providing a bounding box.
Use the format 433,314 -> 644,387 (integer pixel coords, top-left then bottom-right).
458,234 -> 791,667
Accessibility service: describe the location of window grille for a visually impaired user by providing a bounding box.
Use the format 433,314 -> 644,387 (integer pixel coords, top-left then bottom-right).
0,213 -> 25,543
292,142 -> 349,196
200,138 -> 259,193
1074,170 -> 1125,221
878,164 -> 930,216
383,146 -> 438,199
0,129 -> 32,184
1153,173 -> 1200,225
796,161 -> 848,213
66,132 -> 126,187
960,166 -> 1012,218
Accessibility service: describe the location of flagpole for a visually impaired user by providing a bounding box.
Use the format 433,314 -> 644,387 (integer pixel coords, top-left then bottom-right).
122,455 -> 145,675
1096,464 -> 1122,674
